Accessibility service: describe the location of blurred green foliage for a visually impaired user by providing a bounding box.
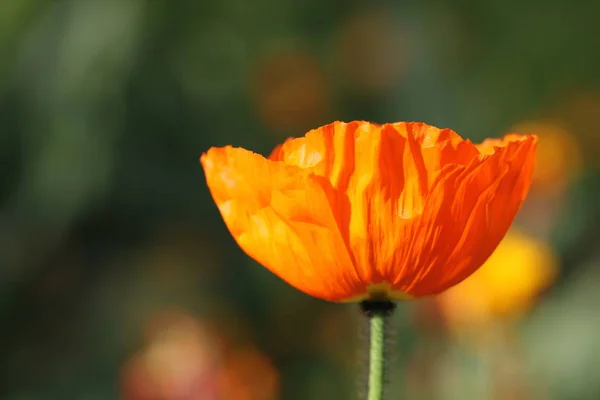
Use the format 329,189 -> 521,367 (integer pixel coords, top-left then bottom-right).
2,1 -> 600,399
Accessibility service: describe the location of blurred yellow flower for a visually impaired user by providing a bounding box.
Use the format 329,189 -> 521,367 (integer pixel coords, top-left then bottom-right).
436,230 -> 558,328
511,121 -> 583,196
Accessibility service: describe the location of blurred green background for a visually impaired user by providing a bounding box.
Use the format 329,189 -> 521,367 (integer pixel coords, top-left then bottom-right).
2,1 -> 600,399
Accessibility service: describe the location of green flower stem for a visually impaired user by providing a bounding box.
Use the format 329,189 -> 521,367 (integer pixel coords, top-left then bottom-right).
368,312 -> 386,400
361,300 -> 396,400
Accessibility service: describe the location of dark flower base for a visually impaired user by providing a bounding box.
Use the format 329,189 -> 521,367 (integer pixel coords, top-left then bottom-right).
359,300 -> 396,317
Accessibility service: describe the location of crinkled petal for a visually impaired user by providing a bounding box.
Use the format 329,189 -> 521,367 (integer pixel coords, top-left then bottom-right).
201,146 -> 362,301
204,122 -> 537,302
388,135 -> 538,296
270,121 -> 493,299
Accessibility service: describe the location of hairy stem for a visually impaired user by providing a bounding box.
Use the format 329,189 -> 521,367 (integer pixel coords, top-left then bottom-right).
368,312 -> 386,400
360,300 -> 396,400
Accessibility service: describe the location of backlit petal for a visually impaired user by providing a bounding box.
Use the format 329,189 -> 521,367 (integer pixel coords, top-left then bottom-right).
202,121 -> 537,302
201,146 -> 362,301
271,122 -> 489,299
388,135 -> 537,296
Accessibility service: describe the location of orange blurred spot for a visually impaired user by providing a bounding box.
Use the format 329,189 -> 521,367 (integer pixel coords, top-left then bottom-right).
511,121 -> 583,196
218,347 -> 279,400
335,6 -> 407,94
121,309 -> 278,400
252,48 -> 330,135
121,310 -> 220,400
553,90 -> 600,168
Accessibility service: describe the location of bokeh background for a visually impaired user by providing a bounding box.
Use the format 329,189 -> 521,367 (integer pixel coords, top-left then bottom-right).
2,1 -> 600,399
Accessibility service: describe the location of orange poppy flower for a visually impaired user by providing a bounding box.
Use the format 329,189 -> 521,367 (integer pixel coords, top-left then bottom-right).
200,121 -> 537,302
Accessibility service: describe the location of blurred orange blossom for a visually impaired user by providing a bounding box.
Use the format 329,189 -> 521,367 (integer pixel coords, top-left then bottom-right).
200,121 -> 537,302
218,347 -> 279,400
511,120 -> 582,196
252,49 -> 329,135
121,312 -> 220,400
121,310 -> 279,400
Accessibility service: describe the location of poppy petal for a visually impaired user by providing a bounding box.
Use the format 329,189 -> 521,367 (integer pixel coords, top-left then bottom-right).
268,121 -> 501,299
201,146 -> 362,301
388,135 -> 537,296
